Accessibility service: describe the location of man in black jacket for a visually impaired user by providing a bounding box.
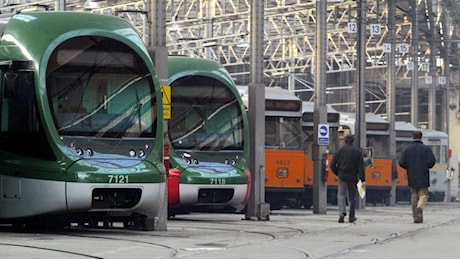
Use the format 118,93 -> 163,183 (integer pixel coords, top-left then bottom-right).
331,135 -> 365,223
398,130 -> 436,223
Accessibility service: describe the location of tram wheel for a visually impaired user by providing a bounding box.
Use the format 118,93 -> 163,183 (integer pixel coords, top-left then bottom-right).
303,200 -> 312,209
125,217 -> 155,231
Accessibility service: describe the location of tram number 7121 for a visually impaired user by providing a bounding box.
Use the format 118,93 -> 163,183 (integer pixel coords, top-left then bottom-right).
210,178 -> 226,185
108,175 -> 129,183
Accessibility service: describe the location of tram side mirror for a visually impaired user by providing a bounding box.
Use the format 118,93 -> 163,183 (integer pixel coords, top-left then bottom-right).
363,147 -> 373,168
3,72 -> 19,99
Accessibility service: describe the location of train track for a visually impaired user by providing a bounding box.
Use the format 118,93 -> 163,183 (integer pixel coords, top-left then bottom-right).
1,204 -> 460,258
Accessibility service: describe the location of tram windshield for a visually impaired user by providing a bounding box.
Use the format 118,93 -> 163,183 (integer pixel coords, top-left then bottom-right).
396,141 -> 411,159
303,126 -> 340,154
47,36 -> 157,138
367,136 -> 389,158
428,143 -> 447,164
168,76 -> 244,151
266,116 -> 302,149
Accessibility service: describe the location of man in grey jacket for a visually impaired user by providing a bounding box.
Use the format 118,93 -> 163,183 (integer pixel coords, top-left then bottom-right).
331,135 -> 365,223
398,130 -> 436,223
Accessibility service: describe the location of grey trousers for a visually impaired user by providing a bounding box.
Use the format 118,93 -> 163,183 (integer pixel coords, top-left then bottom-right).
337,178 -> 357,218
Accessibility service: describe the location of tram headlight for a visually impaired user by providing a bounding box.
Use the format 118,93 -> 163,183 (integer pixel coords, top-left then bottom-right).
277,168 -> 288,178
138,149 -> 145,157
76,148 -> 84,156
129,149 -> 136,157
372,171 -> 381,179
85,148 -> 94,156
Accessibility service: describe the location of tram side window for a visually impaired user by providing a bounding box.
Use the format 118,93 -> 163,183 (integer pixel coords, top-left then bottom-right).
0,71 -> 54,159
1,72 -> 38,132
441,145 -> 447,164
430,145 -> 440,163
438,145 -> 447,164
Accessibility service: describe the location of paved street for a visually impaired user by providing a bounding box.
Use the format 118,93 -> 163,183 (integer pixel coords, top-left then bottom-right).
1,202 -> 460,258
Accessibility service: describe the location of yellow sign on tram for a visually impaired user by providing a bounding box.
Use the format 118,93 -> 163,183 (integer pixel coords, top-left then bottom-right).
161,85 -> 171,120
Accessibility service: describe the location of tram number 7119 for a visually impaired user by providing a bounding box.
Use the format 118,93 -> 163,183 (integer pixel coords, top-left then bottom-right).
108,175 -> 129,183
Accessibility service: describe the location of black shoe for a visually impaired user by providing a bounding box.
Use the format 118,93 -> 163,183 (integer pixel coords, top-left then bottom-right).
349,217 -> 357,223
414,207 -> 423,223
338,213 -> 346,223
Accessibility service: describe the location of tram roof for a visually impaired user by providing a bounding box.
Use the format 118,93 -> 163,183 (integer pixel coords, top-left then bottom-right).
395,121 -> 418,132
392,121 -> 448,138
339,112 -> 388,124
237,86 -> 302,106
302,101 -> 338,114
420,128 -> 448,138
265,87 -> 301,101
338,112 -> 390,133
0,12 -> 15,35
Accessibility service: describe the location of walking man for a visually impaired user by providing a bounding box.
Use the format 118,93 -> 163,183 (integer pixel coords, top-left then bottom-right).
331,135 -> 365,223
398,130 -> 436,223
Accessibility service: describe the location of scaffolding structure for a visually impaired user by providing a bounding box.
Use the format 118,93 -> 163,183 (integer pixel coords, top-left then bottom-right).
0,0 -> 459,128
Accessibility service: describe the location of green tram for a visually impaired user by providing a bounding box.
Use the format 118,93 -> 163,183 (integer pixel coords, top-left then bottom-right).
0,12 -> 165,230
166,56 -> 250,216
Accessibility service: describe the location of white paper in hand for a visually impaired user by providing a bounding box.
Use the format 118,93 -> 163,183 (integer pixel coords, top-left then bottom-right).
357,179 -> 366,199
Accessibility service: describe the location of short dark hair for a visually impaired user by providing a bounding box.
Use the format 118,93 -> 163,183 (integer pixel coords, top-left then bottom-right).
413,130 -> 422,140
345,135 -> 354,144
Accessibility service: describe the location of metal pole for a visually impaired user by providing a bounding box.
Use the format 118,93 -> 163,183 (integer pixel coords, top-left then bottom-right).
411,0 -> 419,127
204,0 -> 215,59
387,0 -> 397,206
440,7 -> 452,202
312,0 -> 327,215
148,0 -> 168,231
356,0 -> 367,210
245,0 -> 269,221
56,0 -> 65,11
427,0 -> 437,130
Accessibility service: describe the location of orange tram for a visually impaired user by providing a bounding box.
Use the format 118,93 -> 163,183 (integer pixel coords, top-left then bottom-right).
241,87 -> 450,209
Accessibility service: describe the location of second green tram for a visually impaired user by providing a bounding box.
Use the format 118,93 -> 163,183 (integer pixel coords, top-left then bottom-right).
166,56 -> 250,216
